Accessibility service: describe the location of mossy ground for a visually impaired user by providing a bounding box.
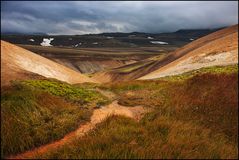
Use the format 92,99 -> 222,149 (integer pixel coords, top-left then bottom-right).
22,79 -> 109,106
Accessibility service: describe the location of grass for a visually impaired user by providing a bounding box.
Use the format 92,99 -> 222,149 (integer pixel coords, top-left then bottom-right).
22,79 -> 109,106
159,64 -> 238,82
34,115 -> 238,159
113,52 -> 167,74
115,61 -> 153,73
111,68 -> 238,143
1,79 -> 109,158
30,65 -> 238,159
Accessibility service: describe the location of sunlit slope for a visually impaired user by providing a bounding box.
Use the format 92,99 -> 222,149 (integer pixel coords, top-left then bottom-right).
139,24 -> 238,80
1,41 -> 97,86
93,24 -> 238,83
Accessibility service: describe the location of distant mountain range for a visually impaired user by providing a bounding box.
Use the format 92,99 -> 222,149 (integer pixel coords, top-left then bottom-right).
1,27 -> 226,48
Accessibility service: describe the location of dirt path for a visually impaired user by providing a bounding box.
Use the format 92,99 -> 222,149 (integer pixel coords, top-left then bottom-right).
8,100 -> 146,159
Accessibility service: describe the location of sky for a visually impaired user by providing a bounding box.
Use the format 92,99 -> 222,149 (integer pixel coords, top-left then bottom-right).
1,1 -> 238,35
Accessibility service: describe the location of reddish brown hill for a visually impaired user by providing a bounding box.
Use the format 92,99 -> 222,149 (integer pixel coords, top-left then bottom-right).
140,25 -> 238,80
93,24 -> 238,83
1,41 -> 97,86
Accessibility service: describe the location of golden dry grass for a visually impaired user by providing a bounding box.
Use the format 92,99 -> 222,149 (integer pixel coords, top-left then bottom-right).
27,65 -> 238,159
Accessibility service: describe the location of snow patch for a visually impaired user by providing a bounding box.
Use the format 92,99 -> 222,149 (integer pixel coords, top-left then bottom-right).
40,38 -> 54,46
106,36 -> 114,39
190,38 -> 194,41
75,43 -> 82,47
29,39 -> 35,42
150,41 -> 168,45
147,36 -> 154,39
92,42 -> 98,45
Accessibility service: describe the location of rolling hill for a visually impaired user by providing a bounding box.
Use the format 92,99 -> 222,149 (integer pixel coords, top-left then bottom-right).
93,24 -> 238,83
1,28 -> 222,75
1,41 -> 97,86
14,45 -> 164,74
139,25 -> 238,80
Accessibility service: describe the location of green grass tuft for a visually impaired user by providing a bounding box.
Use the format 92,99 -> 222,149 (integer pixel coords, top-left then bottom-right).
1,79 -> 109,158
159,65 -> 238,82
22,79 -> 109,106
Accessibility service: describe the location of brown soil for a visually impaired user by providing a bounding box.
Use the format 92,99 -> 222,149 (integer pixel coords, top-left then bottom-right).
1,41 -> 97,87
8,101 -> 147,159
18,44 -> 163,74
94,24 -> 238,82
140,25 -> 238,79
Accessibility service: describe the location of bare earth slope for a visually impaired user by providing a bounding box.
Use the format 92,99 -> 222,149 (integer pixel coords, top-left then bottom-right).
139,24 -> 238,80
94,24 -> 238,83
18,45 -> 164,74
1,41 -> 96,86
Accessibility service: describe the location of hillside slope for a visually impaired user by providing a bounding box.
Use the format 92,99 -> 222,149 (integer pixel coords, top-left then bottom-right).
17,45 -> 162,74
139,25 -> 238,80
20,65 -> 238,159
1,41 -> 97,86
93,24 -> 238,83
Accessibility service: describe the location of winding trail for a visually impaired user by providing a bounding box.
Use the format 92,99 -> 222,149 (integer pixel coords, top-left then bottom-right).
8,100 -> 146,159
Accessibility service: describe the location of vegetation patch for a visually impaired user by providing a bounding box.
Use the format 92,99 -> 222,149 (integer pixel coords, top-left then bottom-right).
34,115 -> 238,159
115,61 -> 153,73
159,64 -> 238,82
30,65 -> 238,159
22,79 -> 109,106
1,79 -> 109,158
2,65 -> 238,159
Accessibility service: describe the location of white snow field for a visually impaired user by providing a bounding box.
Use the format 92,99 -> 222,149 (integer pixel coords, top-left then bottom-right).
150,41 -> 168,45
40,38 -> 54,46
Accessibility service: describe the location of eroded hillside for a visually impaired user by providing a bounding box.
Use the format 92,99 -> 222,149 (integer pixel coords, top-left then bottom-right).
1,41 -> 96,86
93,25 -> 238,82
17,45 -> 166,74
140,25 -> 238,80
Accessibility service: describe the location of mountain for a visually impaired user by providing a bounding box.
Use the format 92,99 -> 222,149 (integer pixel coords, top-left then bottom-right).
139,25 -> 238,80
1,28 -> 222,48
93,24 -> 238,82
1,41 -> 97,86
173,28 -> 223,35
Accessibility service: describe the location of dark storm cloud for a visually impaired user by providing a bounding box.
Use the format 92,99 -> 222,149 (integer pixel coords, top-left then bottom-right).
1,1 -> 238,35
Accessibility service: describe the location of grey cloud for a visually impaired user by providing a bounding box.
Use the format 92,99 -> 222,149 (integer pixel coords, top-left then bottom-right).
1,1 -> 238,35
